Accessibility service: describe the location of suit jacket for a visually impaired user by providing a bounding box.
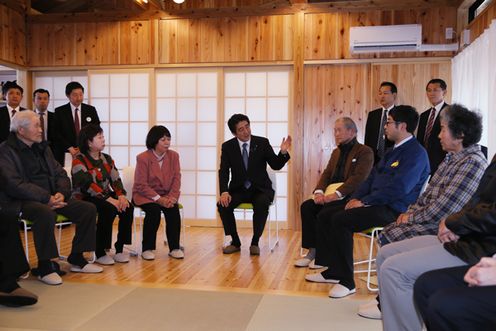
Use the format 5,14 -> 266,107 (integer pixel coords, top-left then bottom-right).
54,102 -> 100,165
364,107 -> 394,164
133,149 -> 181,206
416,102 -> 449,175
0,106 -> 27,144
352,137 -> 430,213
219,135 -> 290,201
315,141 -> 374,197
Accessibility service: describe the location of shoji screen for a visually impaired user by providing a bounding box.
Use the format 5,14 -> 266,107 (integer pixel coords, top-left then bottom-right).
89,71 -> 150,169
156,70 -> 219,222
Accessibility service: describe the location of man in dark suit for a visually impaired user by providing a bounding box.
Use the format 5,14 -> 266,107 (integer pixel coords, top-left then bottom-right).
416,78 -> 449,175
364,81 -> 397,164
218,114 -> 291,255
0,169 -> 38,307
33,88 -> 60,161
0,81 -> 27,144
305,105 -> 430,299
54,81 -> 100,166
295,117 -> 374,268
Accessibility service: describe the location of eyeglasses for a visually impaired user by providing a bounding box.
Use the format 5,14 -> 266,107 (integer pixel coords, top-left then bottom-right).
385,121 -> 400,125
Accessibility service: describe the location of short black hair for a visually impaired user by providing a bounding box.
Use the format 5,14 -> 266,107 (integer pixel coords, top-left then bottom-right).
146,125 -> 171,149
33,88 -> 50,98
426,78 -> 447,91
65,81 -> 85,96
2,81 -> 23,96
389,105 -> 419,134
441,104 -> 482,148
227,113 -> 250,134
380,81 -> 397,94
78,124 -> 103,154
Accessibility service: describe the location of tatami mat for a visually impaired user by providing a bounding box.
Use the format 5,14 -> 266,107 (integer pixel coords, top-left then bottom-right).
0,281 -> 381,331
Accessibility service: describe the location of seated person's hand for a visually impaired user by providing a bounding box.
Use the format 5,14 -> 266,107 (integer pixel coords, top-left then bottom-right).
280,136 -> 292,154
106,197 -> 120,210
117,195 -> 130,211
324,193 -> 339,203
464,257 -> 496,287
345,199 -> 364,210
313,193 -> 325,205
219,192 -> 231,208
395,213 -> 410,225
48,194 -> 67,210
437,219 -> 459,243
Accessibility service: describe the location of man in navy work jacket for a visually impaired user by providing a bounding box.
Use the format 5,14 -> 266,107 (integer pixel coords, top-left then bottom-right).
305,105 -> 430,299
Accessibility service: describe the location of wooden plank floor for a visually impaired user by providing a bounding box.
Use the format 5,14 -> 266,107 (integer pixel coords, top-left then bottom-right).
20,224 -> 376,301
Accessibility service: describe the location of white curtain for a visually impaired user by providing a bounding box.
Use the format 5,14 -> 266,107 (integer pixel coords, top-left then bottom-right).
452,19 -> 496,160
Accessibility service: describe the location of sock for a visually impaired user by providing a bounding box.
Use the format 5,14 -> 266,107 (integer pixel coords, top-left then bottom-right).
231,233 -> 241,247
305,248 -> 316,260
250,237 -> 259,246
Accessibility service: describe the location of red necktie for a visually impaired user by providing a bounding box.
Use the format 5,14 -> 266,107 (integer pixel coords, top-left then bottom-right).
74,108 -> 80,136
39,112 -> 46,141
424,108 -> 436,145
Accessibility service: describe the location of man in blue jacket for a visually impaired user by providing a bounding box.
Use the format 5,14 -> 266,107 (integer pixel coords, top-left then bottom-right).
305,105 -> 430,298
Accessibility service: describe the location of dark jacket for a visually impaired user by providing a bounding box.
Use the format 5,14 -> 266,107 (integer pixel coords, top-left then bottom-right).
352,136 -> 430,213
0,133 -> 71,216
364,107 -> 395,164
218,135 -> 290,201
315,141 -> 374,197
444,155 -> 496,264
54,102 -> 100,165
0,106 -> 27,144
416,102 -> 449,175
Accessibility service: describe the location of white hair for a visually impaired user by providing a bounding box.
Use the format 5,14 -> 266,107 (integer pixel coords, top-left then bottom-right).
10,110 -> 37,133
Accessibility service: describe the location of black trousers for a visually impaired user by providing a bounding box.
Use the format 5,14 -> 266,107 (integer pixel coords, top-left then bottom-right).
217,187 -> 271,245
0,207 -> 30,291
414,265 -> 496,331
85,196 -> 134,257
301,198 -> 347,250
20,198 -> 97,261
319,205 -> 398,289
139,202 -> 181,251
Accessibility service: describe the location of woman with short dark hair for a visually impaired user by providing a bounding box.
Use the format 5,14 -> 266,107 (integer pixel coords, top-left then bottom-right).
133,125 -> 183,261
72,124 -> 134,265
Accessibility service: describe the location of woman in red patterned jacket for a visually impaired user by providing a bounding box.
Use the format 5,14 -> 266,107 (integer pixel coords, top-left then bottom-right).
72,125 -> 134,266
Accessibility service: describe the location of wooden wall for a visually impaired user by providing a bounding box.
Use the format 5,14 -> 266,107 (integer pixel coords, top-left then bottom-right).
304,8 -> 457,60
28,20 -> 151,66
0,4 -> 27,66
159,15 -> 293,63
25,6 -> 458,66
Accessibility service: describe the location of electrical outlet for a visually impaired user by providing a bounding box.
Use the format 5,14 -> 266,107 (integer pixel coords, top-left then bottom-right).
446,27 -> 454,40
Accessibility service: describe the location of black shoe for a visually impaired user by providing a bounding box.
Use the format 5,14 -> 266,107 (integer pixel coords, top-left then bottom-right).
0,287 -> 38,307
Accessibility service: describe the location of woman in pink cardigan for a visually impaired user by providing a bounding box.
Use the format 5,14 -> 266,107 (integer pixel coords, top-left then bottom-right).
133,126 -> 183,260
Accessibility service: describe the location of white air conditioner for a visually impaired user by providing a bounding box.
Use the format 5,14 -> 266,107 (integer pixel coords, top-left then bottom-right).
350,24 -> 422,53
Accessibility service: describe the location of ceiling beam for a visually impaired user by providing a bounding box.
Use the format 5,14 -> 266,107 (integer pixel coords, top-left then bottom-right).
27,0 -> 462,23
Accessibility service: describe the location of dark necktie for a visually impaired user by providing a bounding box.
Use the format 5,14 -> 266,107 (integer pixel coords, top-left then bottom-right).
377,110 -> 388,159
39,112 -> 46,141
242,143 -> 251,189
424,108 -> 436,145
11,108 -> 17,117
74,108 -> 80,136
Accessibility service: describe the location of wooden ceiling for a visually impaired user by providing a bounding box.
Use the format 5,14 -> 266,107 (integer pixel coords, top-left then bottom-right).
1,0 -> 466,21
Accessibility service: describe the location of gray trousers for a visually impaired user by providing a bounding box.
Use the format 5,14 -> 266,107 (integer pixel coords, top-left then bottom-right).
377,235 -> 467,331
